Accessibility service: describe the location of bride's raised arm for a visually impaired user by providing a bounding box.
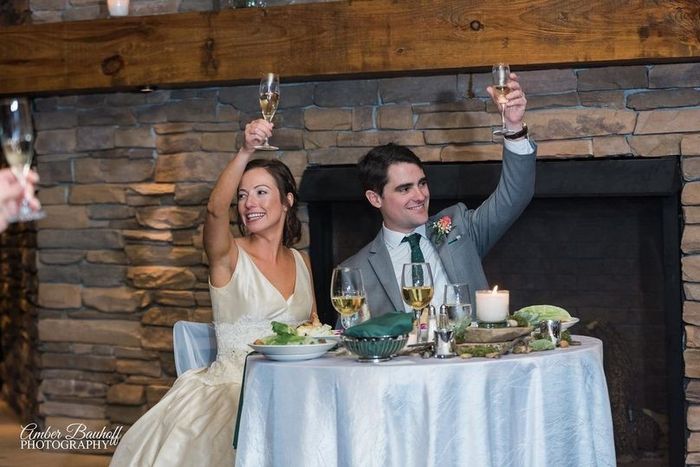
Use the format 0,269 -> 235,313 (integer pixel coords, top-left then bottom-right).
204,119 -> 272,287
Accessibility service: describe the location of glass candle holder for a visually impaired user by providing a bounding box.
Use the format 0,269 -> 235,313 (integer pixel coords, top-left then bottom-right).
475,288 -> 509,328
108,0 -> 129,16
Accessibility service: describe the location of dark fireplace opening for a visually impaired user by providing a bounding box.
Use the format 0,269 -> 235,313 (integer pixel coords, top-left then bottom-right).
300,157 -> 683,467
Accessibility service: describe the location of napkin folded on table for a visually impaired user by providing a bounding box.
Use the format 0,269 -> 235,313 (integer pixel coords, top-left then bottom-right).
343,312 -> 413,338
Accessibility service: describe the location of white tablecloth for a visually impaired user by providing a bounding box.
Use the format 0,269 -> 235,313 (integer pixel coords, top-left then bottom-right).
235,336 -> 615,467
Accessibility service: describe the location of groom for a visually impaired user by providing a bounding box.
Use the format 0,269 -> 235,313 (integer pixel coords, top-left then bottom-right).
340,73 -> 536,316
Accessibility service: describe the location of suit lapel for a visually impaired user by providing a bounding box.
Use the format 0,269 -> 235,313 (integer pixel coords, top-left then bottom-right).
367,231 -> 405,312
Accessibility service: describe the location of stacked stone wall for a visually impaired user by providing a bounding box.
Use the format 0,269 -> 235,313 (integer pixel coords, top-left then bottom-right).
3,57 -> 700,462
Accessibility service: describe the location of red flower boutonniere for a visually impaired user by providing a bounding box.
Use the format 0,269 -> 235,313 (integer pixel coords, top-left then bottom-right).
431,215 -> 453,244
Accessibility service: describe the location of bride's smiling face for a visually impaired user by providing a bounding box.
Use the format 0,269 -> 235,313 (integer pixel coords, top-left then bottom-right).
237,167 -> 291,235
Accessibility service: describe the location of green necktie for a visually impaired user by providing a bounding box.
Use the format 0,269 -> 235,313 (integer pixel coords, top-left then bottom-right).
402,233 -> 425,283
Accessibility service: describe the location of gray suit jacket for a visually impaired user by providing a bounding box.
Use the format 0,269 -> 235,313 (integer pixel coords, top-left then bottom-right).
340,145 -> 536,316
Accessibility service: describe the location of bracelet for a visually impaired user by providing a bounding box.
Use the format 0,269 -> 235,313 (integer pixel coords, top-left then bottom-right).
503,123 -> 528,140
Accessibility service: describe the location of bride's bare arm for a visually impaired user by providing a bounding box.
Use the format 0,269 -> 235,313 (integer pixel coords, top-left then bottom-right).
204,120 -> 272,286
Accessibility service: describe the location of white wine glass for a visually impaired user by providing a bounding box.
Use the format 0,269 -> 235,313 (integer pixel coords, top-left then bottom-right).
401,262 -> 434,324
330,267 -> 366,330
0,97 -> 45,222
255,72 -> 280,151
492,63 -> 514,136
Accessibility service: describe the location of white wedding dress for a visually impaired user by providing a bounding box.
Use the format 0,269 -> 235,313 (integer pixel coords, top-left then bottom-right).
110,248 -> 313,466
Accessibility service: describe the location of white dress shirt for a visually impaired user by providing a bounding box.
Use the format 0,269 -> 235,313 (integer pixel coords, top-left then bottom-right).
382,224 -> 448,312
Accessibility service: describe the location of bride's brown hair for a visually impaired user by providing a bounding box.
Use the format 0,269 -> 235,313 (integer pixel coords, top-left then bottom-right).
238,159 -> 302,247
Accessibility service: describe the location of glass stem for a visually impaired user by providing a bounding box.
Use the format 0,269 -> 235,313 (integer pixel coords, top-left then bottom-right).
501,106 -> 507,131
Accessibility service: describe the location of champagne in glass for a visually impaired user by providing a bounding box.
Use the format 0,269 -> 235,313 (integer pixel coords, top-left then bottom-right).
492,63 -> 514,136
0,97 -> 45,222
330,267 -> 366,329
255,73 -> 280,151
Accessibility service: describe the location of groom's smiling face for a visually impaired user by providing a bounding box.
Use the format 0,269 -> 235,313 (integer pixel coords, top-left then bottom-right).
366,162 -> 430,233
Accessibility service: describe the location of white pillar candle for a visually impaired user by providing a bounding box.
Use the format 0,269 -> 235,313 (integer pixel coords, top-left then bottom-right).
475,288 -> 509,323
108,0 -> 129,16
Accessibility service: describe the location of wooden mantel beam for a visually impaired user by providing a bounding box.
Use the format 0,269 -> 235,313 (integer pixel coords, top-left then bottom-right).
1,0 -> 699,96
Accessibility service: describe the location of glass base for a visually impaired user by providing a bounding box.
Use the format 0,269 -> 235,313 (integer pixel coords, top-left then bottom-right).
493,128 -> 515,136
7,207 -> 46,223
477,320 -> 508,329
339,313 -> 359,330
435,352 -> 457,359
357,355 -> 392,363
254,144 -> 279,151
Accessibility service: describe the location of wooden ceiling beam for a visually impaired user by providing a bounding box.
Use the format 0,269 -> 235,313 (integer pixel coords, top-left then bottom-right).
1,0 -> 699,95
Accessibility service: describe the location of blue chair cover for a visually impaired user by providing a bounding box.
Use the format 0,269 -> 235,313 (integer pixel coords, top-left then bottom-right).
172,321 -> 217,376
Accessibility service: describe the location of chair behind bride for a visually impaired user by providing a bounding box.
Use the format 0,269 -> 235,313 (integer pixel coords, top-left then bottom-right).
173,321 -> 217,376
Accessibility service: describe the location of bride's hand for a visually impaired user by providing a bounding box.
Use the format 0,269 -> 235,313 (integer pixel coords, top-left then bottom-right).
243,119 -> 273,153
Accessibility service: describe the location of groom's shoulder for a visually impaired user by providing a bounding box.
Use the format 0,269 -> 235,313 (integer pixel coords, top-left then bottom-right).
434,203 -> 467,219
341,229 -> 386,268
340,241 -> 374,268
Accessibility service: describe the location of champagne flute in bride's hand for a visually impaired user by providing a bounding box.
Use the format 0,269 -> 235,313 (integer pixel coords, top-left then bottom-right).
0,97 -> 45,222
255,73 -> 280,151
330,267 -> 366,330
491,63 -> 514,136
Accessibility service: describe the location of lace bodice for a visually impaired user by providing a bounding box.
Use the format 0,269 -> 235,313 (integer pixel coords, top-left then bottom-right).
203,248 -> 313,384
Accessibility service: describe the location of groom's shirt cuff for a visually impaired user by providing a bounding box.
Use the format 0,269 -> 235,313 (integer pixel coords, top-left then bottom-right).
504,137 -> 535,155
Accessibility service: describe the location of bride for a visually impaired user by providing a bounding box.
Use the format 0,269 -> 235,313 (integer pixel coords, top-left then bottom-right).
110,119 -> 317,466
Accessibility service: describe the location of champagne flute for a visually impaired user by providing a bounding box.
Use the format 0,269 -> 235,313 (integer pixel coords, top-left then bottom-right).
401,263 -> 434,340
0,97 -> 45,222
492,63 -> 513,136
330,267 -> 366,330
255,73 -> 280,151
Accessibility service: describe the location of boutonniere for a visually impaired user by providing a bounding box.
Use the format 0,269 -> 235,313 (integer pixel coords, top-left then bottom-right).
431,215 -> 453,245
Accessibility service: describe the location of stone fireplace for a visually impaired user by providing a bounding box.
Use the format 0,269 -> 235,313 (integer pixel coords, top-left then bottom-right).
1,26 -> 700,463
301,156 -> 682,465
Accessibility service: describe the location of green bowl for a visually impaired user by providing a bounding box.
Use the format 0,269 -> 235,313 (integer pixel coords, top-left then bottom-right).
342,334 -> 408,362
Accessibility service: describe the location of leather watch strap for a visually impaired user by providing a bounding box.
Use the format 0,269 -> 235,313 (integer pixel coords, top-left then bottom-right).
503,123 -> 528,140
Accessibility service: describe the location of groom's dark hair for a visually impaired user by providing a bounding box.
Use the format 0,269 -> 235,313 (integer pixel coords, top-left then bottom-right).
358,143 -> 423,195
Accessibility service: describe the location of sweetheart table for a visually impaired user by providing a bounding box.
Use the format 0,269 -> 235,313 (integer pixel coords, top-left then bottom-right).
235,336 -> 615,467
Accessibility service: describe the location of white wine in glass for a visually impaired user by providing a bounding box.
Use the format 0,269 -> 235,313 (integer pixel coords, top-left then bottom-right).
0,97 -> 45,222
401,262 -> 434,321
255,73 -> 280,151
330,267 -> 366,329
492,63 -> 514,136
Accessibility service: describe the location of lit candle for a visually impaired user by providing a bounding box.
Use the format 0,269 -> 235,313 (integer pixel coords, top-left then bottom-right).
107,0 -> 130,16
475,286 -> 509,323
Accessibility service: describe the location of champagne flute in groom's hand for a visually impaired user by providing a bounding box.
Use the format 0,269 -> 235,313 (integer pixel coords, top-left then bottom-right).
491,63 -> 514,136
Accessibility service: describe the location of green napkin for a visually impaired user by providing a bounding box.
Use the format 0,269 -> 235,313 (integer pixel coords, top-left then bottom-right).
343,312 -> 413,338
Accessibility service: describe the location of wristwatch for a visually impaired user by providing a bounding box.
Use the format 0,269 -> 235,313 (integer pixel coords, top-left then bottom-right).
503,123 -> 528,140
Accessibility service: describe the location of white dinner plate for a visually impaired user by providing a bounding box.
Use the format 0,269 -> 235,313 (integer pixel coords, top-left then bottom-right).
561,317 -> 580,331
249,341 -> 336,361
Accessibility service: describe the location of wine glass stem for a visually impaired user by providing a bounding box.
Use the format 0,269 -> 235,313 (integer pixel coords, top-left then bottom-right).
413,308 -> 422,342
501,106 -> 506,131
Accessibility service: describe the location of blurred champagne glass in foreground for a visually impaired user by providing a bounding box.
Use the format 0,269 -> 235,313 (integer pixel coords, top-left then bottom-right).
0,97 -> 45,222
